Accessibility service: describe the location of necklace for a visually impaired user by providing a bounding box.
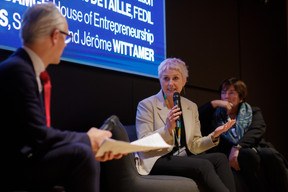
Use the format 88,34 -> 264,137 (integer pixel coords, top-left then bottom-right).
163,91 -> 171,109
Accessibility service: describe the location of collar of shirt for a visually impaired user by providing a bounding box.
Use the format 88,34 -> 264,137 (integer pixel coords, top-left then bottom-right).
23,46 -> 45,93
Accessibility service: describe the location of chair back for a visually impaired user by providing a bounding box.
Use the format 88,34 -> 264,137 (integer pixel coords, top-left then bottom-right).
100,115 -> 199,192
100,116 -> 140,191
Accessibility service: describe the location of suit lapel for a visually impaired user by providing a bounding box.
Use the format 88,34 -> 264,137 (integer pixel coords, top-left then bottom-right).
154,91 -> 194,136
155,91 -> 170,125
181,98 -> 193,140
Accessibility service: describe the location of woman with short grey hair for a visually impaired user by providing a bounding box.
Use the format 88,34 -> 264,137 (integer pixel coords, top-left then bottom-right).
136,58 -> 236,192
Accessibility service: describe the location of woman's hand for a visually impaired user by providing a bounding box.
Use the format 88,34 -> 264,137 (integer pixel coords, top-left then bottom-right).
165,105 -> 182,134
212,119 -> 236,138
229,147 -> 240,171
211,100 -> 233,114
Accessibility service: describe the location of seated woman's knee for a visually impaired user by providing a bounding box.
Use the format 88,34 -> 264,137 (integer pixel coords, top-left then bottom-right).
238,148 -> 260,169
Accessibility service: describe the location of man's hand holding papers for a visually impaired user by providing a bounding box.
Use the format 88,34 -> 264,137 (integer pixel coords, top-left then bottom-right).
95,133 -> 172,157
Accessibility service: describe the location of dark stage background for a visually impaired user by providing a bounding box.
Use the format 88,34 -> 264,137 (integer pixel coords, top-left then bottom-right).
0,0 -> 287,159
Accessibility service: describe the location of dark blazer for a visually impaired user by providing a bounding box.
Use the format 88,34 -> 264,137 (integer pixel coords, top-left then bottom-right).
198,102 -> 271,155
0,48 -> 90,164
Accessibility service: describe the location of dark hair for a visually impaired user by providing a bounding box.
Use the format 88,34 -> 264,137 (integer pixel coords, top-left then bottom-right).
219,77 -> 248,101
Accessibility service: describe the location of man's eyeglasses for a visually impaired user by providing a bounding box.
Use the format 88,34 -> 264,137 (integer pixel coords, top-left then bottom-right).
60,30 -> 73,44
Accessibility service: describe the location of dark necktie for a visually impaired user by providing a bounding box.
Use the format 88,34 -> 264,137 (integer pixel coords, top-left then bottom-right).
40,71 -> 51,127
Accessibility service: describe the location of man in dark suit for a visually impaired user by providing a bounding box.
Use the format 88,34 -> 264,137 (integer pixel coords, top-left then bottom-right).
0,3 -> 122,192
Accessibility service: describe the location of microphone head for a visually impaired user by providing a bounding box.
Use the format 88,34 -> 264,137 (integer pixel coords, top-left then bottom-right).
173,92 -> 180,106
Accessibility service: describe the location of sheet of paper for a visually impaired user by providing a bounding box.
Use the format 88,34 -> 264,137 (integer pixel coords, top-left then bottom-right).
95,133 -> 172,157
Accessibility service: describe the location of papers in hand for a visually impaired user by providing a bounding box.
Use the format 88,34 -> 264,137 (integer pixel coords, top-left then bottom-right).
95,133 -> 172,157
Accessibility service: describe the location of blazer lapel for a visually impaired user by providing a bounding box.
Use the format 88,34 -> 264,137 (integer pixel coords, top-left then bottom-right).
155,91 -> 169,125
181,98 -> 193,140
154,91 -> 194,136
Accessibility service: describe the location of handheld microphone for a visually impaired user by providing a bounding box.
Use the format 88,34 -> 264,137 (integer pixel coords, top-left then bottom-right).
173,92 -> 181,129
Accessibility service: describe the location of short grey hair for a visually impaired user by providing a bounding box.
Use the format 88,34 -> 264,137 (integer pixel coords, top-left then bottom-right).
158,58 -> 189,80
20,3 -> 66,44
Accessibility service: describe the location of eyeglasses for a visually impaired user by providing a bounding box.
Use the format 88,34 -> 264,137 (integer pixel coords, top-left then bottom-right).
60,30 -> 73,44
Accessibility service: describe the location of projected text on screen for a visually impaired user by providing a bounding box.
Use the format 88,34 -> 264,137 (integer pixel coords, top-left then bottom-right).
0,0 -> 166,78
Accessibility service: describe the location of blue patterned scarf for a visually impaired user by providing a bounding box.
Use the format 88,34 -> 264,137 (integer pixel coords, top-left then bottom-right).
213,102 -> 253,144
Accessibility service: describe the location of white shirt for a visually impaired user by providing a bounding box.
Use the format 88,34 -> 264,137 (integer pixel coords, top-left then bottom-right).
23,46 -> 45,93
